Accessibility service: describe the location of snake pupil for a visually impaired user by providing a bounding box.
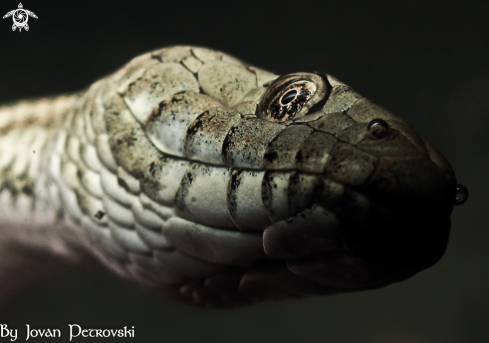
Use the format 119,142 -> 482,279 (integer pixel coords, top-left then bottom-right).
280,89 -> 298,105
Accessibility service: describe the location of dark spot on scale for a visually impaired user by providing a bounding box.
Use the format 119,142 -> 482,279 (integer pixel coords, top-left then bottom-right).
230,170 -> 242,191
0,180 -> 17,197
227,170 -> 241,214
56,210 -> 64,220
118,178 -> 130,192
151,54 -> 162,62
16,173 -> 26,182
186,111 -> 208,136
152,101 -> 167,118
186,172 -> 194,184
264,151 -> 278,162
21,185 -> 34,196
296,151 -> 303,163
222,126 -> 238,162
149,162 -> 157,177
94,211 -> 106,220
172,96 -> 183,104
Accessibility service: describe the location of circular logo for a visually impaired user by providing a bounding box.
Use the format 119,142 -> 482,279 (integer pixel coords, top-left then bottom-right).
12,9 -> 27,27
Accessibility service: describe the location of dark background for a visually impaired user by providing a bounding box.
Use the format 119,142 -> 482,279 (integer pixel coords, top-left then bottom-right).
0,0 -> 487,342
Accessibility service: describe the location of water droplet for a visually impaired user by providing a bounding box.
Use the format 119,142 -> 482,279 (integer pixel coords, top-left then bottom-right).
368,118 -> 389,138
454,184 -> 468,205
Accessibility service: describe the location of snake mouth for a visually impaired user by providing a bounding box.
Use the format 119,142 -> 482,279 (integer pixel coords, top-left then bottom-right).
262,135 -> 457,289
263,194 -> 453,290
283,219 -> 452,290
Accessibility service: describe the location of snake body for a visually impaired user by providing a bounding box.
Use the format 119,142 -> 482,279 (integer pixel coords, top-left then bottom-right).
0,46 -> 462,307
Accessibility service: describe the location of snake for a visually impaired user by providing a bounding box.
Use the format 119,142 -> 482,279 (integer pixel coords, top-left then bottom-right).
0,46 -> 468,308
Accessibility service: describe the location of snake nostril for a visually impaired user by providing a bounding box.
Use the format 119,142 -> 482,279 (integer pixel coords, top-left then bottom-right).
454,184 -> 469,205
368,118 -> 389,138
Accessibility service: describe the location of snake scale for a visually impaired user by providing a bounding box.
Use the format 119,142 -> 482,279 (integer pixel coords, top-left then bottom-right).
0,46 -> 467,308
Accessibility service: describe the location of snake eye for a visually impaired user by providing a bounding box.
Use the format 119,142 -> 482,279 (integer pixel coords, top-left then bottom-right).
258,73 -> 329,123
368,118 -> 389,138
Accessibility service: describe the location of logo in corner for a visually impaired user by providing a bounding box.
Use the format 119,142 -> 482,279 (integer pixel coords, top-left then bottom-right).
3,3 -> 37,32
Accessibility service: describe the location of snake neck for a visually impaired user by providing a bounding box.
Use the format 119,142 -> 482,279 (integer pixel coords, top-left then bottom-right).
0,95 -> 103,309
0,95 -> 89,260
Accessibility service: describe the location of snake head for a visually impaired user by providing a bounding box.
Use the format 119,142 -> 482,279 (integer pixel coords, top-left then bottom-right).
73,47 -> 468,306
256,72 -> 465,289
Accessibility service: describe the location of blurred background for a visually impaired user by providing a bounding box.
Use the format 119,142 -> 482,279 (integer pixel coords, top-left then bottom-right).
0,0 -> 487,342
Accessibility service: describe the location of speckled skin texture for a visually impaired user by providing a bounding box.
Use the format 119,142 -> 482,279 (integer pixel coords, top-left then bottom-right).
0,46 -> 457,307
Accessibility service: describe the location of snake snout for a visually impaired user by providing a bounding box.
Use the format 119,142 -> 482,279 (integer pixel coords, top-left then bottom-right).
263,116 -> 458,290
